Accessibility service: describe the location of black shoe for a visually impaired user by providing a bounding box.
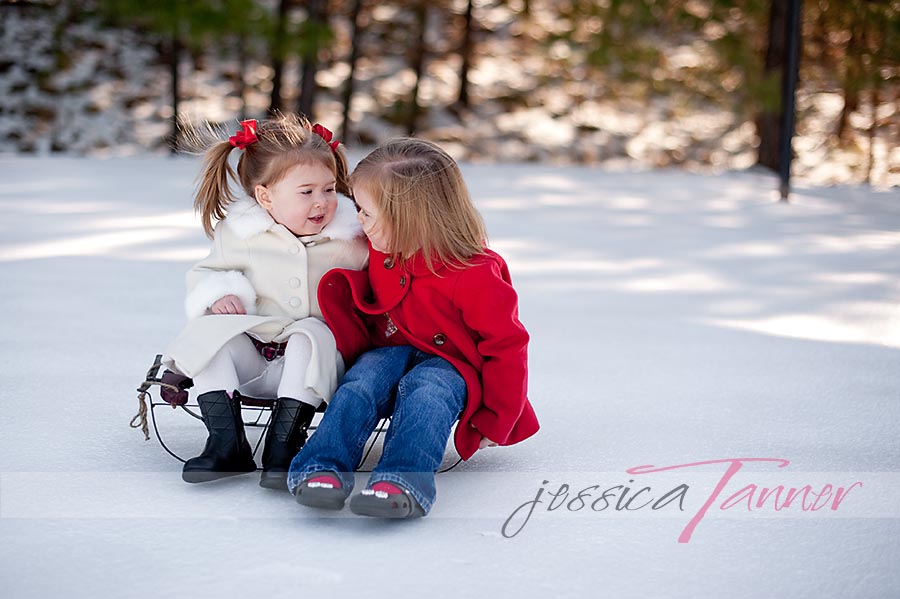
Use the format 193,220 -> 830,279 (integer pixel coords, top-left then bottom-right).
294,474 -> 349,510
182,390 -> 257,483
349,485 -> 425,519
259,398 -> 317,491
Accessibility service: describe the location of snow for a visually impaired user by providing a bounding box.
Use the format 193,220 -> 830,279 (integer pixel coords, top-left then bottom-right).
1,156 -> 899,598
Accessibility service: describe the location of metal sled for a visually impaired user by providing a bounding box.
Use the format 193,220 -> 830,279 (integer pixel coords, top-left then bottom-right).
132,354 -> 462,473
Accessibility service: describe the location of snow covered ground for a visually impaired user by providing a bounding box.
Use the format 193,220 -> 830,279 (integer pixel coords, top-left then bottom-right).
1,155 -> 899,598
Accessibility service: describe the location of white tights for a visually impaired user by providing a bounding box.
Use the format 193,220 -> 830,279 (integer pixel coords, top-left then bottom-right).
190,334 -> 322,408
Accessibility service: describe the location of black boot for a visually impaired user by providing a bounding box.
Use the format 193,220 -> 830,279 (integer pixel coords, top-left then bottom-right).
182,390 -> 257,483
259,398 -> 317,491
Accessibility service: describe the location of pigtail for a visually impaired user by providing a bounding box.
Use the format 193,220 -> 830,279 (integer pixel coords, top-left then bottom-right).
333,145 -> 351,197
194,140 -> 237,239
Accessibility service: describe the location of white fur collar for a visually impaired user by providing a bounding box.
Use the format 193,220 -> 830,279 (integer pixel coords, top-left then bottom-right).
224,195 -> 363,241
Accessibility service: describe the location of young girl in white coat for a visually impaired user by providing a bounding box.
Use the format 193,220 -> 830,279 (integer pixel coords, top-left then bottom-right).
164,114 -> 368,489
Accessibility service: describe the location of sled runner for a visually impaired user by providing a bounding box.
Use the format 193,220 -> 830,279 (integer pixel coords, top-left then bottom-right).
132,354 -> 462,472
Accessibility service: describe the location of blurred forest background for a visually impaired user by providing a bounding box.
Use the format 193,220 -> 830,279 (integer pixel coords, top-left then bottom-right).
1,0 -> 898,186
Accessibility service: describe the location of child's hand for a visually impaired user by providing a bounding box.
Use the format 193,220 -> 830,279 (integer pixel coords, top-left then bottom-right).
479,436 -> 498,449
210,295 -> 246,315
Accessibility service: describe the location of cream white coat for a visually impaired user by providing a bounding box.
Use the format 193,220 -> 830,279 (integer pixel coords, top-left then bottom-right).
164,195 -> 368,401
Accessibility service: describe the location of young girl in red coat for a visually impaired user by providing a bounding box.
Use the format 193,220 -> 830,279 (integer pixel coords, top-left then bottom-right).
287,137 -> 539,518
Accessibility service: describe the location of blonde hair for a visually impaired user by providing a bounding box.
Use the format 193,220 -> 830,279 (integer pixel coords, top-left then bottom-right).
350,138 -> 486,273
193,112 -> 349,238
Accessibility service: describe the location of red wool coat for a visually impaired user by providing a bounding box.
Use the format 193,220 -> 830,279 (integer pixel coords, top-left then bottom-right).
317,245 -> 539,460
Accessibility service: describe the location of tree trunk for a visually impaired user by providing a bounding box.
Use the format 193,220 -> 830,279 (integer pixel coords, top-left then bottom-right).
777,0 -> 802,200
269,0 -> 289,115
340,0 -> 364,141
836,81 -> 860,143
237,33 -> 248,121
169,15 -> 181,153
297,0 -> 327,119
867,86 -> 878,185
836,13 -> 862,144
755,0 -> 788,171
50,0 -> 76,151
456,0 -> 474,110
407,2 -> 428,136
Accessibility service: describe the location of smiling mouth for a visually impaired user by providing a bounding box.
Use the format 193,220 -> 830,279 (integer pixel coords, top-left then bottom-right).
308,215 -> 325,224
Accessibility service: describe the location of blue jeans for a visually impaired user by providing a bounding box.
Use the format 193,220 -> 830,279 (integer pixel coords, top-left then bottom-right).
287,345 -> 466,514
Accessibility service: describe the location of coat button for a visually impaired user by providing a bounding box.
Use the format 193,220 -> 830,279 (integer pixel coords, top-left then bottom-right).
289,297 -> 302,308
289,277 -> 301,288
383,257 -> 395,269
432,333 -> 446,346
289,245 -> 300,255
399,275 -> 407,288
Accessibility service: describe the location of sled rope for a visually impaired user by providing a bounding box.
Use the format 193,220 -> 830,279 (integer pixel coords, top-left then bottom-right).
130,391 -> 150,441
131,355 -> 182,441
131,377 -> 185,441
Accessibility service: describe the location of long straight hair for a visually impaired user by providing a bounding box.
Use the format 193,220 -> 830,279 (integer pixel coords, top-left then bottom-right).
350,138 -> 486,273
192,113 -> 349,238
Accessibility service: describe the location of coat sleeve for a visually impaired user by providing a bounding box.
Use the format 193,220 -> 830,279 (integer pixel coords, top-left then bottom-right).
184,223 -> 257,319
317,268 -> 373,366
454,258 -> 531,445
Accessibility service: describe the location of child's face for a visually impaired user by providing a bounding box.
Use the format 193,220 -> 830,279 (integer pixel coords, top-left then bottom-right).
352,187 -> 391,253
255,162 -> 338,236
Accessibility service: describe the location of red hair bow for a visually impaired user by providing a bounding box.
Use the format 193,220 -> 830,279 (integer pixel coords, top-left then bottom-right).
311,123 -> 340,151
229,119 -> 258,149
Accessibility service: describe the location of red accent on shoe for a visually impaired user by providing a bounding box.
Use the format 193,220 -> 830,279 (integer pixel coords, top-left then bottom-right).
371,482 -> 404,495
308,475 -> 341,489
